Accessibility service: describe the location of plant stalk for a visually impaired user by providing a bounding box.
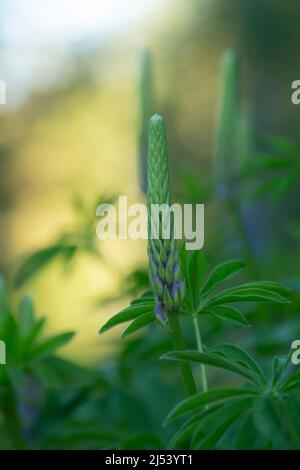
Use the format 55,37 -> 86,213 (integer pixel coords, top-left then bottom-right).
192,315 -> 208,392
168,313 -> 197,397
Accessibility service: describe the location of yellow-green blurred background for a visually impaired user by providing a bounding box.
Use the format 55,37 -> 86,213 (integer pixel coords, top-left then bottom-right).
1,0 -> 300,362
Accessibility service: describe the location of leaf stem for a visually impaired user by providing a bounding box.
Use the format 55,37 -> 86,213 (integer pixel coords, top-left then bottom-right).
192,315 -> 208,392
169,314 -> 197,397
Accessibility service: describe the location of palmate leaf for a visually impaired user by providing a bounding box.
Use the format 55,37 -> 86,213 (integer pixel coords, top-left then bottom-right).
165,388 -> 257,423
211,344 -> 268,386
168,405 -> 222,449
201,260 -> 245,298
234,413 -> 258,450
224,281 -> 291,296
193,261 -> 290,328
161,350 -> 259,385
204,285 -> 289,309
192,399 -> 253,450
202,305 -> 249,327
99,291 -> 155,334
253,396 -> 289,449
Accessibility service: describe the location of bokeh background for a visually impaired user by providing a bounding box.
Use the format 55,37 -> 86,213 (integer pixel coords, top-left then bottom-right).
1,0 -> 300,450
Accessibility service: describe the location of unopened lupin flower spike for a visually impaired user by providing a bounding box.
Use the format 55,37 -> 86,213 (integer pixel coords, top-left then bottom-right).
147,114 -> 184,324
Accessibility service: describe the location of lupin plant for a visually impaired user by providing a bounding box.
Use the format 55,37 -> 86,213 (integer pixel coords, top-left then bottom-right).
147,114 -> 184,324
99,112 -> 300,449
147,114 -> 195,395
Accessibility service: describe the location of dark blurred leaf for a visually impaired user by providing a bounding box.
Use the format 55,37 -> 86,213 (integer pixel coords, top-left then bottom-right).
26,332 -> 75,361
263,136 -> 300,158
18,296 -> 35,337
14,245 -> 65,287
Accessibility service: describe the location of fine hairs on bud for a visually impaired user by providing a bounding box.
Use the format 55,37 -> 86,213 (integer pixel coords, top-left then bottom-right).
147,114 -> 184,323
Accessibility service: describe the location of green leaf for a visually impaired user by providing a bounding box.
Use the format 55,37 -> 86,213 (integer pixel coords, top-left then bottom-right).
99,303 -> 154,334
192,399 -> 252,449
253,396 -> 288,449
22,317 -> 46,349
231,281 -> 290,296
168,405 -> 222,449
121,312 -> 155,338
202,305 -> 249,327
18,296 -> 35,337
235,413 -> 258,450
165,388 -> 257,423
201,260 -> 245,298
205,286 -> 289,308
246,154 -> 295,173
161,350 -> 258,384
26,331 -> 75,361
212,344 -> 268,385
281,398 -> 300,448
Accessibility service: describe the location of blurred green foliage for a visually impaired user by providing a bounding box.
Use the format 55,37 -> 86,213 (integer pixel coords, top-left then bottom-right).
2,0 -> 300,450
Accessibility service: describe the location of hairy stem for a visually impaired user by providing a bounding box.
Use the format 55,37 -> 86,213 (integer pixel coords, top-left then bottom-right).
169,314 -> 197,396
192,315 -> 208,392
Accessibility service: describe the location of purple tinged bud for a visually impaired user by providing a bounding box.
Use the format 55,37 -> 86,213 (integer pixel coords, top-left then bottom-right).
158,263 -> 165,282
155,302 -> 165,321
148,250 -> 157,272
160,246 -> 167,264
172,280 -> 185,308
155,274 -> 164,297
163,287 -> 173,311
150,273 -> 155,285
166,255 -> 175,285
173,262 -> 180,281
